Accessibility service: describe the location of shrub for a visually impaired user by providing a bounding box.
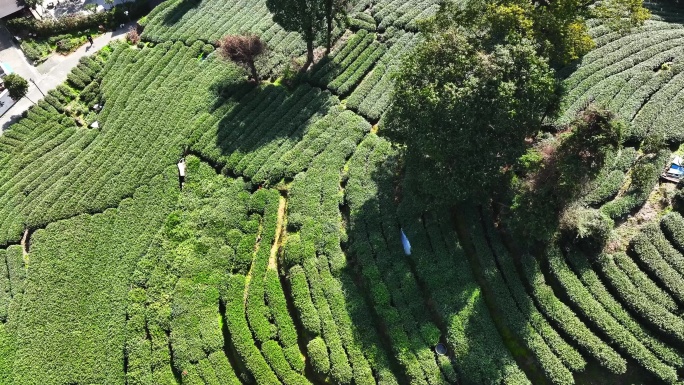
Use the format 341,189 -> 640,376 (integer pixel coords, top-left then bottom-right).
127,26 -> 141,45
2,74 -> 28,101
307,337 -> 330,374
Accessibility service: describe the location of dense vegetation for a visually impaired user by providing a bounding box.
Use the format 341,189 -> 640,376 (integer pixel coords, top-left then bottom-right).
1,0 -> 684,384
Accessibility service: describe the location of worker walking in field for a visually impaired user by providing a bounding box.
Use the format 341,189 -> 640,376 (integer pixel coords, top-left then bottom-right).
177,158 -> 186,190
87,35 -> 94,47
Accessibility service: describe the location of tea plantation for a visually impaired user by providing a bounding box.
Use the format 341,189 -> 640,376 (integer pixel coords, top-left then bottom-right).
2,0 -> 684,384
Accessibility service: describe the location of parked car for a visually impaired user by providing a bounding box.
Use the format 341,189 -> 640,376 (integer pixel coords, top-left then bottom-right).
661,155 -> 684,183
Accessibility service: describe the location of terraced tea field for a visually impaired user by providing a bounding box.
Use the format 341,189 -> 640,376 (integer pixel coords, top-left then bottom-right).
2,0 -> 684,384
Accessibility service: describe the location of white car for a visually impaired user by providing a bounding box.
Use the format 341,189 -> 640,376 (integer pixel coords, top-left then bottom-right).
0,62 -> 18,117
662,155 -> 684,183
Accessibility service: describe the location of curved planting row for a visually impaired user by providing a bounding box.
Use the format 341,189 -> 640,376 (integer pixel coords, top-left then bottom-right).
141,0 -> 306,75
4,166 -> 178,385
462,210 -> 576,385
546,247 -> 678,383
596,252 -> 684,346
558,17 -> 684,141
190,88 -> 375,186
0,246 -> 24,325
284,116 -> 397,385
346,31 -> 422,122
521,253 -> 627,374
345,135 -> 454,385
307,29 -> 386,97
394,149 -> 529,384
125,159 -> 309,385
353,0 -> 440,31
0,42 -> 246,246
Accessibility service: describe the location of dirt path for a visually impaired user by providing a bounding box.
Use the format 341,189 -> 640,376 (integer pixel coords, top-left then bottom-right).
268,196 -> 287,270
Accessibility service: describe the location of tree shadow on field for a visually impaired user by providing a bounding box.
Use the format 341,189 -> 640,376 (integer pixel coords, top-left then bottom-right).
196,78 -> 337,184
338,147 -> 534,384
160,0 -> 202,26
645,0 -> 684,23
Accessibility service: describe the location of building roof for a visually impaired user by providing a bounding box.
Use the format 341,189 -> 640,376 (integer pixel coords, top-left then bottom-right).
0,0 -> 26,19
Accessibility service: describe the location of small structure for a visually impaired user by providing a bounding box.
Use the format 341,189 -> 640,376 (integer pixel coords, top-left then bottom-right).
400,228 -> 411,256
89,120 -> 99,128
661,156 -> 684,183
0,0 -> 27,20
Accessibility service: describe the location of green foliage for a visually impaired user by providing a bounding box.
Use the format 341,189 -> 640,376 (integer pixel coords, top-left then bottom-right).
547,246 -> 678,383
7,168 -> 177,385
464,211 -> 575,385
597,252 -> 684,346
3,74 -> 28,101
265,0 -> 326,64
307,337 -> 330,374
521,253 -> 627,374
565,250 -> 684,368
385,24 -> 556,203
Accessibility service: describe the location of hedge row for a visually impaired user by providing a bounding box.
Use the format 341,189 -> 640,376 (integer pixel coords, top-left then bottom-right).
345,135 -> 449,384
464,213 -> 574,385
601,150 -> 670,220
7,167 -> 178,385
284,111 -> 391,384
246,189 -> 280,344
308,29 -> 382,96
481,218 -> 585,374
642,222 -> 684,278
662,211 -> 684,254
611,251 -> 678,312
223,274 -> 281,384
190,84 -> 349,185
521,253 -> 627,374
359,0 -> 440,31
565,251 -> 683,368
0,42 -> 250,246
141,0 -> 307,75
0,246 -> 23,323
349,12 -> 377,31
346,32 -> 422,121
597,253 -> 684,345
558,19 -> 684,141
546,246 -> 678,383
631,233 -> 684,305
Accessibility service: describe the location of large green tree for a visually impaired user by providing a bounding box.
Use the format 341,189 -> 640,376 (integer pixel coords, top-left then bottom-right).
266,0 -> 326,69
267,0 -> 350,68
3,74 -> 28,101
385,31 -> 556,203
385,0 -> 648,203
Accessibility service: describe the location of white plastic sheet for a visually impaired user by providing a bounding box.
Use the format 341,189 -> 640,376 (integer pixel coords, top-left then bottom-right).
400,228 -> 411,256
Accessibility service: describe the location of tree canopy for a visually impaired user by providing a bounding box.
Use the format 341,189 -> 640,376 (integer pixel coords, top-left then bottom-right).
266,0 -> 349,67
266,0 -> 326,67
385,0 -> 648,204
3,74 -> 28,101
385,28 -> 556,203
218,34 -> 266,81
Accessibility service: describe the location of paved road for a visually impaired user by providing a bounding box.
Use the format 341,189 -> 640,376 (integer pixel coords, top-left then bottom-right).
0,22 -> 133,131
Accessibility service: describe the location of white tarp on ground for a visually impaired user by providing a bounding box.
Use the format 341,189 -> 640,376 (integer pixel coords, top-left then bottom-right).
401,228 -> 411,256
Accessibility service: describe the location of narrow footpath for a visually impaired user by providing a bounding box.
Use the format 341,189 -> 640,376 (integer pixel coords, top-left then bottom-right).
0,22 -> 135,130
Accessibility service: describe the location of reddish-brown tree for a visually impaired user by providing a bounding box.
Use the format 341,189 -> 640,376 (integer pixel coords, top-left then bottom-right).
218,34 -> 266,81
